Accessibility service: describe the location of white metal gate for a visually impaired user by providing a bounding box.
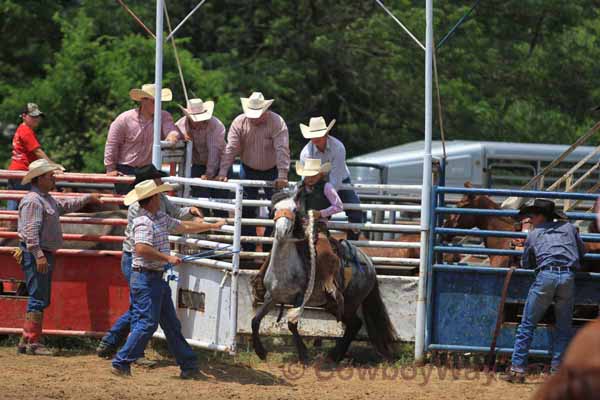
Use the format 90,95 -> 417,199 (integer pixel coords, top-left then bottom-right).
155,177 -> 243,354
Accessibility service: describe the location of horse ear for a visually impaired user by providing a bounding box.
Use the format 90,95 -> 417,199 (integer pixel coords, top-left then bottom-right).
464,181 -> 473,188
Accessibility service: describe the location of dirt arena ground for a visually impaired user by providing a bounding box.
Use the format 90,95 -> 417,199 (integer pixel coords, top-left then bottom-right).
0,340 -> 543,400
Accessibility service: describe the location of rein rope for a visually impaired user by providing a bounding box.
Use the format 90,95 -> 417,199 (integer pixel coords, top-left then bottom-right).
164,245 -> 240,282
287,210 -> 317,324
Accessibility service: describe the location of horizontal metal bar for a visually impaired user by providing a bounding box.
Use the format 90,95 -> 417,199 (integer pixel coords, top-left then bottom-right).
432,264 -> 600,280
0,231 -> 124,243
427,343 -> 549,356
328,222 -> 421,232
226,178 -> 422,192
169,236 -> 233,249
436,227 -> 600,242
182,258 -> 233,271
0,247 -> 122,257
434,245 -> 600,260
435,206 -> 596,221
436,186 -> 600,201
0,213 -> 128,226
153,331 -> 230,352
351,240 -> 421,248
166,195 -> 235,211
0,327 -> 105,338
371,257 -> 420,265
435,245 -> 520,256
163,176 -> 239,191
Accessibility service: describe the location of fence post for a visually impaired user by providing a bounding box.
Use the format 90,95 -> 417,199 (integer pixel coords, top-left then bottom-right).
415,0 -> 434,364
229,183 -> 244,354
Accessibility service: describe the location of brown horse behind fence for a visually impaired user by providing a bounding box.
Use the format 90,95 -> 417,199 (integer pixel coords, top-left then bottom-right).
442,183 -> 519,267
443,182 -> 600,271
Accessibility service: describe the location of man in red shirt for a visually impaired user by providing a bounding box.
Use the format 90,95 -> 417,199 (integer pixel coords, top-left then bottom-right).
7,103 -> 57,210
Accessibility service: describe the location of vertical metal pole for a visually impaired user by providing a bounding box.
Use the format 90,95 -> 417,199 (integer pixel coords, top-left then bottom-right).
152,0 -> 164,168
183,141 -> 193,198
229,183 -> 244,354
415,0 -> 434,364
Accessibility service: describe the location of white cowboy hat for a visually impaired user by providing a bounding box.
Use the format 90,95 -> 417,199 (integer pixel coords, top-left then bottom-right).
123,179 -> 176,206
129,83 -> 173,102
300,117 -> 336,139
178,98 -> 214,122
295,158 -> 332,177
22,159 -> 65,185
240,92 -> 274,119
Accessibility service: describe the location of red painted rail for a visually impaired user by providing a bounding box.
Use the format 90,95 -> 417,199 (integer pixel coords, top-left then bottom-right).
0,192 -> 124,204
0,170 -> 134,184
0,212 -> 128,226
0,232 -> 125,243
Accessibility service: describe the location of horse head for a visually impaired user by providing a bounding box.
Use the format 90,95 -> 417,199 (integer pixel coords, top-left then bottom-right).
443,182 -> 480,232
271,189 -> 298,241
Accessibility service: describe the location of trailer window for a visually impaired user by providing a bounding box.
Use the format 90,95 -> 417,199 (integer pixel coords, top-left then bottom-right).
177,289 -> 205,312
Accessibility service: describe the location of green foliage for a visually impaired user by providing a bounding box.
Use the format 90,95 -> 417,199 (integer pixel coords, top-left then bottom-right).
1,0 -> 600,171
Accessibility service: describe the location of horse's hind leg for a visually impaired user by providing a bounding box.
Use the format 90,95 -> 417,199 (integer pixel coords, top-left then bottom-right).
288,321 -> 309,365
252,295 -> 274,360
327,313 -> 362,363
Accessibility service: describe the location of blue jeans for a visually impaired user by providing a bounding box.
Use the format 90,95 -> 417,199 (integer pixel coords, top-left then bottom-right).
511,269 -> 575,371
7,179 -> 31,211
20,245 -> 55,312
102,252 -> 133,347
338,177 -> 364,240
239,164 -> 277,251
190,164 -> 230,218
112,270 -> 197,372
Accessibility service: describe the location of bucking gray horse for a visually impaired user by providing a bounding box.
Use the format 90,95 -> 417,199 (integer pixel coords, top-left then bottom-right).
251,191 -> 397,364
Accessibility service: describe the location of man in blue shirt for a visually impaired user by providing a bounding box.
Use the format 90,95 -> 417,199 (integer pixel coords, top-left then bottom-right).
503,199 -> 585,383
299,117 -> 363,240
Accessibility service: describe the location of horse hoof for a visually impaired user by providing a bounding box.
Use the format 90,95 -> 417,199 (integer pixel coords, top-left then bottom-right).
255,348 -> 268,361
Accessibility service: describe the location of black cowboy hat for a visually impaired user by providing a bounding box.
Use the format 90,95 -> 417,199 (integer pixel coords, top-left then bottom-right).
132,164 -> 167,186
518,198 -> 567,220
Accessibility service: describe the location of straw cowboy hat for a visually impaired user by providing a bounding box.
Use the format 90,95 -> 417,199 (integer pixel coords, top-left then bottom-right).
129,83 -> 173,102
22,159 -> 65,185
295,158 -> 331,177
178,98 -> 214,122
124,179 -> 175,206
300,117 -> 336,139
240,92 -> 273,119
518,198 -> 567,220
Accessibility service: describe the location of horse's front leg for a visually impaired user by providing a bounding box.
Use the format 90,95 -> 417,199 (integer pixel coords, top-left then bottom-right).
252,294 -> 274,360
288,321 -> 309,365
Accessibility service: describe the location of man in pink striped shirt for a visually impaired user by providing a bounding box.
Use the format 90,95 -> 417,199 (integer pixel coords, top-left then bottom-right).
104,84 -> 181,194
175,98 -> 229,217
216,92 -> 290,249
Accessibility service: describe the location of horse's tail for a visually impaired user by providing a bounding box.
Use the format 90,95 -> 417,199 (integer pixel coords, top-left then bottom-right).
361,279 -> 397,359
287,211 -> 317,324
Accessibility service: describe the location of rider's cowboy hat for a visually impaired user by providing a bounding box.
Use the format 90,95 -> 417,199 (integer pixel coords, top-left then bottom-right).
124,179 -> 175,206
295,158 -> 331,177
300,117 -> 336,139
178,98 -> 214,122
518,199 -> 567,220
240,92 -> 273,119
130,83 -> 173,102
22,159 -> 65,184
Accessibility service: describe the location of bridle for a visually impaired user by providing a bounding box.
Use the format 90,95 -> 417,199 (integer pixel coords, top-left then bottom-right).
274,209 -> 295,222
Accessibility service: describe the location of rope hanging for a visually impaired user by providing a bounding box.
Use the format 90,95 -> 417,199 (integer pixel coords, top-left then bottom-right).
164,2 -> 190,105
115,0 -> 156,39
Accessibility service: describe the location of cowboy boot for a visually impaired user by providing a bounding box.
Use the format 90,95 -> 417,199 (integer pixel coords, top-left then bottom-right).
17,312 -> 37,354
26,311 -> 54,356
